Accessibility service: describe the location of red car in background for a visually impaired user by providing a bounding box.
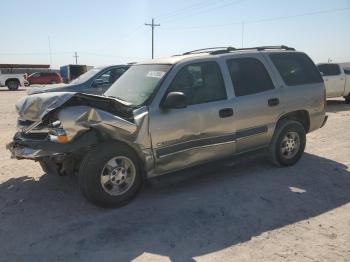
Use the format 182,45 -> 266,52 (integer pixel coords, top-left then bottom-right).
26,72 -> 62,85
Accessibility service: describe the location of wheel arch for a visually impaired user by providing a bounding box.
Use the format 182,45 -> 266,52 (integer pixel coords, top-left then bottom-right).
276,110 -> 310,133
92,129 -> 151,182
5,78 -> 20,85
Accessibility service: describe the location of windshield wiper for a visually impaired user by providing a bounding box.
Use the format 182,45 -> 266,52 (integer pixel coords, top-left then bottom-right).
105,95 -> 137,108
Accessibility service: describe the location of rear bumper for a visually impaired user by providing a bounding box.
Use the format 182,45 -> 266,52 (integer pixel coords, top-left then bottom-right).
309,111 -> 328,132
7,131 -> 99,160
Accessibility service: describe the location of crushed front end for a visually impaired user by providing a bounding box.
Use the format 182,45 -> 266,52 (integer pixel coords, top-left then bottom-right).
7,92 -> 153,176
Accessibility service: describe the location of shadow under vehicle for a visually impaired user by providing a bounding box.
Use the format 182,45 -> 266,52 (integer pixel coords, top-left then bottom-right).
1,153 -> 350,261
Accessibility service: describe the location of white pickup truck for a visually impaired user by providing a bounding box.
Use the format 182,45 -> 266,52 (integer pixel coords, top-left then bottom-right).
0,71 -> 25,90
317,63 -> 350,103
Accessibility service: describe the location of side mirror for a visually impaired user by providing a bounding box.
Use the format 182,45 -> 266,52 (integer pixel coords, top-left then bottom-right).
161,92 -> 187,109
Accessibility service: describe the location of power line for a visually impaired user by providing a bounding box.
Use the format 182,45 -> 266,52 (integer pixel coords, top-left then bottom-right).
145,18 -> 160,59
0,52 -> 72,56
155,0 -> 215,19
160,7 -> 350,30
160,0 -> 246,23
81,52 -> 146,60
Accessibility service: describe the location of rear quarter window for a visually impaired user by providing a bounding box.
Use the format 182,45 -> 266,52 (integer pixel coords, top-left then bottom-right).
270,52 -> 323,86
318,64 -> 341,76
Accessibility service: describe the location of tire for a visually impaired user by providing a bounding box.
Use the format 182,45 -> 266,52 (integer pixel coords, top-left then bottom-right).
269,120 -> 306,167
78,141 -> 143,208
7,80 -> 19,91
345,96 -> 350,104
50,81 -> 56,84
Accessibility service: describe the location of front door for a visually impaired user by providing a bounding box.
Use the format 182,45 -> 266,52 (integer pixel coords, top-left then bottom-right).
149,61 -> 236,174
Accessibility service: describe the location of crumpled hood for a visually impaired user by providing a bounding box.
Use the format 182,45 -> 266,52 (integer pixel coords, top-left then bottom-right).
16,92 -> 133,122
27,83 -> 70,95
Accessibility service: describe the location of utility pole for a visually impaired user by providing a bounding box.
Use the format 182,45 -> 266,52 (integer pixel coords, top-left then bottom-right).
145,18 -> 160,59
241,21 -> 245,48
48,36 -> 52,69
73,51 -> 79,64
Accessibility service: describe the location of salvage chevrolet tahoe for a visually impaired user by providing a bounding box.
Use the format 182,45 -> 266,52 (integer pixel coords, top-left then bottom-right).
7,46 -> 328,207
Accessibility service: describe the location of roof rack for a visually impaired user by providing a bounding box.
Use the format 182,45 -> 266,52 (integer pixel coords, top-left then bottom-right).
210,45 -> 295,55
179,45 -> 295,56
182,47 -> 235,55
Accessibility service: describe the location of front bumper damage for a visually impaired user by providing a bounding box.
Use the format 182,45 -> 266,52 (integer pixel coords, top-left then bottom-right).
7,91 -> 155,176
6,130 -> 99,160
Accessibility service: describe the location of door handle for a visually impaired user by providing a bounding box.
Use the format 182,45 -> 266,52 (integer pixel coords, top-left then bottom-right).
219,108 -> 233,118
268,98 -> 279,106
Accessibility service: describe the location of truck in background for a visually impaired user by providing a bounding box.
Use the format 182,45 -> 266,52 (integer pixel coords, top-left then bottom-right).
0,70 -> 25,90
317,63 -> 350,103
60,64 -> 93,83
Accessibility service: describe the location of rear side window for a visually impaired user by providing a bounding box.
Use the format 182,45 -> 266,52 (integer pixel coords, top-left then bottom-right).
270,53 -> 323,86
317,64 -> 341,76
227,58 -> 275,97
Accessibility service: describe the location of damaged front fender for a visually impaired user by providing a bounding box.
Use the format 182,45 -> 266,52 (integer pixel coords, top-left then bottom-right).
10,91 -> 155,174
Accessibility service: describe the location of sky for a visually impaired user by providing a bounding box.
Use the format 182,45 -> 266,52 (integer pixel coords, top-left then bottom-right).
1,0 -> 350,68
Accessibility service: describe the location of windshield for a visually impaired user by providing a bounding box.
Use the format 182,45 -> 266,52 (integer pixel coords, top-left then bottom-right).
104,64 -> 171,106
70,68 -> 102,84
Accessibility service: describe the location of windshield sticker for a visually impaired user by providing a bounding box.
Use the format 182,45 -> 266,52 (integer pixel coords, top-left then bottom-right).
146,71 -> 165,78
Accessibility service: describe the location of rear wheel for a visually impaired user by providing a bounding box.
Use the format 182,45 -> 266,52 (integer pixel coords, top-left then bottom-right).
78,142 -> 143,208
7,80 -> 19,91
50,81 -> 57,84
345,96 -> 350,104
269,120 -> 306,167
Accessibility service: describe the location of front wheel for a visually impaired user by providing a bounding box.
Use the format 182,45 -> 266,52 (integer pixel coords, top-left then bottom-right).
7,80 -> 19,91
78,142 -> 143,208
269,120 -> 306,167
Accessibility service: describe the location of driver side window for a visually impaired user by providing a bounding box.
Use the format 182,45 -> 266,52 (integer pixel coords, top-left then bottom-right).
168,62 -> 227,105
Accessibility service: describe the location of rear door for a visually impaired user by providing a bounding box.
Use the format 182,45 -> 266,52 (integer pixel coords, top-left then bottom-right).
318,64 -> 345,97
29,73 -> 41,84
40,73 -> 49,84
149,60 -> 236,174
225,54 -> 282,152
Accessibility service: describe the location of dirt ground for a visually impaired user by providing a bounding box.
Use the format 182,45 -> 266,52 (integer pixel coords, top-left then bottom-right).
0,88 -> 349,262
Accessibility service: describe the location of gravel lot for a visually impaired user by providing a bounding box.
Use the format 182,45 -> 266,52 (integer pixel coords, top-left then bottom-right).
0,89 -> 349,262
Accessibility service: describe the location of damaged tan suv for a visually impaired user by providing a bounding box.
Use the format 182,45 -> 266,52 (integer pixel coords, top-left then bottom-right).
7,46 -> 328,207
